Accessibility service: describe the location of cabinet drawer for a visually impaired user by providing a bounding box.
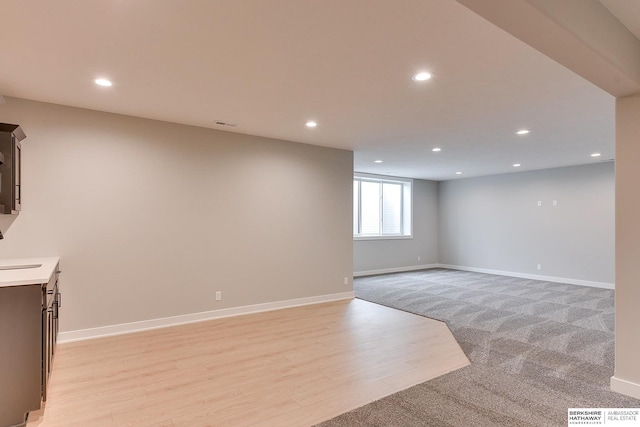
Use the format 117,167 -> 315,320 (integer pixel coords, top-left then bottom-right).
45,267 -> 59,306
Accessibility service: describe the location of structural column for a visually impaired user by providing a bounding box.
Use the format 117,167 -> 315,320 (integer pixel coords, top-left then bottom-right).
612,93 -> 640,399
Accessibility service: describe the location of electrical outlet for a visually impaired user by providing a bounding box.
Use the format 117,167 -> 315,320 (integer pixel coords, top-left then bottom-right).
343,277 -> 349,285
215,291 -> 222,301
418,256 -> 421,262
553,200 -> 558,206
537,264 -> 542,270
537,201 -> 542,207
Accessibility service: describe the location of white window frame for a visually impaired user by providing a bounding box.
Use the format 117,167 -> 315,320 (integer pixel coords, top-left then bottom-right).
353,173 -> 413,240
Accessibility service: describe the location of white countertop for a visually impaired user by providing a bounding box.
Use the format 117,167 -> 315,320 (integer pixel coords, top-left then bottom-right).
0,257 -> 60,288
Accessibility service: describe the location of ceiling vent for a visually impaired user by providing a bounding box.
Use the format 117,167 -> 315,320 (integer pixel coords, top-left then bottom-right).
214,120 -> 237,127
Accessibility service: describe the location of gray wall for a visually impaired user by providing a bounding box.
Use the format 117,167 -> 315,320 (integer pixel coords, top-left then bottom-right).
438,162 -> 615,284
0,97 -> 353,333
354,179 -> 439,274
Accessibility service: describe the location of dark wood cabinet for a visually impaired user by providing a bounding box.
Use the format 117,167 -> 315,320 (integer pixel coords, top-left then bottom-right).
0,123 -> 26,215
0,264 -> 60,427
42,269 -> 60,401
0,284 -> 42,427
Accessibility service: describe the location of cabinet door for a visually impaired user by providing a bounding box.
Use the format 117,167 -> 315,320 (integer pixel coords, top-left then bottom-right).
53,289 -> 60,352
42,307 -> 51,401
43,272 -> 59,401
14,138 -> 21,211
0,285 -> 42,427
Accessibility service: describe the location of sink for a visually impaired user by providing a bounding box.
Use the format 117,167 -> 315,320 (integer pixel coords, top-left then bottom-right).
0,264 -> 42,271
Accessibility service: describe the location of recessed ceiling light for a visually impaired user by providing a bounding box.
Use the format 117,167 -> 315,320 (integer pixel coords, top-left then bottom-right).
412,72 -> 432,81
94,78 -> 112,87
374,160 -> 384,163
591,153 -> 602,157
515,129 -> 530,135
456,171 -> 462,175
513,163 -> 521,167
432,147 -> 442,152
305,121 -> 317,128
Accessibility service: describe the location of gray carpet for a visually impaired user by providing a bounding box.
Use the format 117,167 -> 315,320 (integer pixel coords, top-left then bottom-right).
316,268 -> 640,426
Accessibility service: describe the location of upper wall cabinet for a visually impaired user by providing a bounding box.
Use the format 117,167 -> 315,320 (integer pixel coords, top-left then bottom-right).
0,123 -> 26,215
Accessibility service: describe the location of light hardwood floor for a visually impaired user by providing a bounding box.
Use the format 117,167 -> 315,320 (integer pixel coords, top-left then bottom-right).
26,299 -> 469,427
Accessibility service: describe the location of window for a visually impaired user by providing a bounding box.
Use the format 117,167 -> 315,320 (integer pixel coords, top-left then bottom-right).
353,174 -> 412,239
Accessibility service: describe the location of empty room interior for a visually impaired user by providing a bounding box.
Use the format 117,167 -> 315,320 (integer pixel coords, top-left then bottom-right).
1,1 -> 640,426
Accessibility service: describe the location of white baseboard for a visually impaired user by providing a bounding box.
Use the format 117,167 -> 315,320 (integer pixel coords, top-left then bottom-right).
58,291 -> 355,343
611,376 -> 640,400
354,264 -> 439,277
354,263 -> 613,289
437,264 -> 614,289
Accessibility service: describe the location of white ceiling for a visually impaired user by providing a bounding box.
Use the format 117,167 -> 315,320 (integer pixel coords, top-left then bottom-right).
0,0 -> 633,181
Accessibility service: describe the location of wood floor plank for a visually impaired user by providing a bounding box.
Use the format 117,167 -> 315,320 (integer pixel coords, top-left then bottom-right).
26,299 -> 468,426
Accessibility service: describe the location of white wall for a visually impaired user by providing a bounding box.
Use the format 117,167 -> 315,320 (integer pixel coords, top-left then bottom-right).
353,179 -> 439,274
0,97 -> 353,334
438,162 -> 615,285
